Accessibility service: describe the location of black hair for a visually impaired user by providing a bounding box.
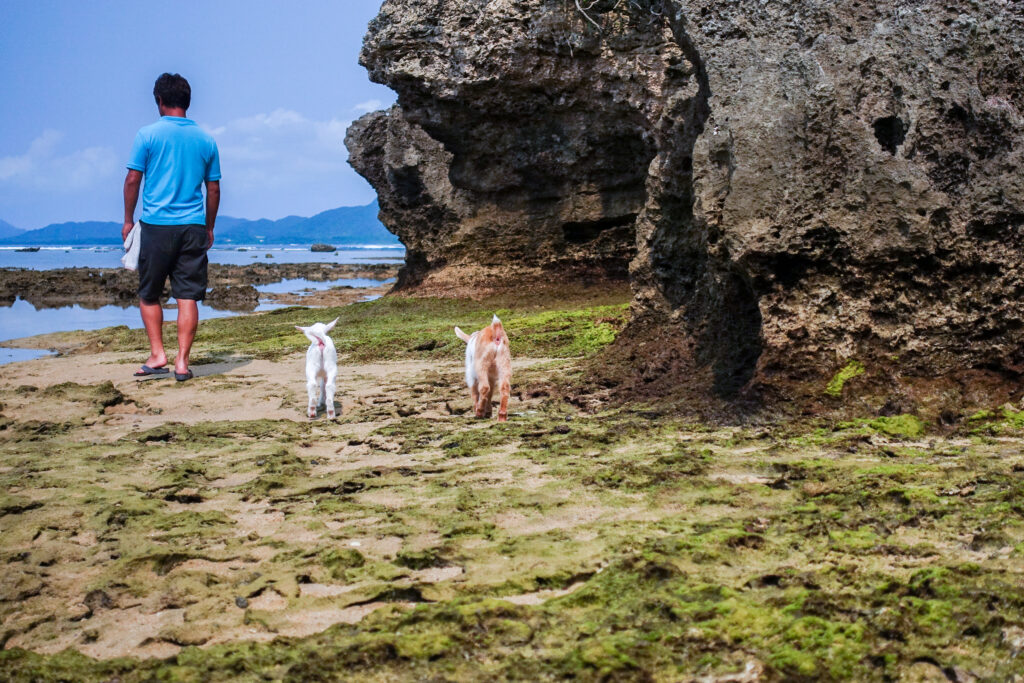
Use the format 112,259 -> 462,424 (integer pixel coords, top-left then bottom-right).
153,73 -> 191,110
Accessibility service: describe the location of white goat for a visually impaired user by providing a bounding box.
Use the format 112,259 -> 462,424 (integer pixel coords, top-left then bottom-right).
295,318 -> 339,419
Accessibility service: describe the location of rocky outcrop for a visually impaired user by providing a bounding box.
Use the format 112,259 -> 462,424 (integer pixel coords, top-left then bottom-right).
204,285 -> 260,312
349,0 -> 1024,410
346,0 -> 682,293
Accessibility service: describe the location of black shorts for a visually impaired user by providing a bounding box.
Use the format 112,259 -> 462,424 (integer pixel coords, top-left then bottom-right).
137,222 -> 209,303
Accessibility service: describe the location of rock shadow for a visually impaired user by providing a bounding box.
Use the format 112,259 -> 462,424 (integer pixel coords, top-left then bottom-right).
643,7 -> 763,399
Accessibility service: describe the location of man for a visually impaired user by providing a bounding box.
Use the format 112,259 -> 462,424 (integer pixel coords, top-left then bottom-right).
123,73 -> 220,381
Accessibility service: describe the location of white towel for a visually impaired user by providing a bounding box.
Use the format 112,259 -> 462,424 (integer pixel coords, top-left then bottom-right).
121,221 -> 141,270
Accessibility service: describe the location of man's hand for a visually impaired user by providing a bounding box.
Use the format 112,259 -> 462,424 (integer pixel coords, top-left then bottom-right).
123,169 -> 142,243
206,227 -> 215,250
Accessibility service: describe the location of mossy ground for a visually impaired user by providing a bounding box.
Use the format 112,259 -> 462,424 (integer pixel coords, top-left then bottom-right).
2,289 -> 1024,680
10,285 -> 630,363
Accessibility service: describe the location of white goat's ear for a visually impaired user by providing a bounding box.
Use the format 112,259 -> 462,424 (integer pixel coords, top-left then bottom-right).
492,314 -> 501,324
324,317 -> 339,332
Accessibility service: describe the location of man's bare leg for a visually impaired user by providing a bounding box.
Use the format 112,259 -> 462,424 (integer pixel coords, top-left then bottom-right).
175,298 -> 199,375
140,299 -> 167,369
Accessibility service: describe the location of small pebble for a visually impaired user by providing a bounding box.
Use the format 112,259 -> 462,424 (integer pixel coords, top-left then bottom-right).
235,596 -> 248,608
256,460 -> 265,466
311,459 -> 319,465
349,541 -> 361,547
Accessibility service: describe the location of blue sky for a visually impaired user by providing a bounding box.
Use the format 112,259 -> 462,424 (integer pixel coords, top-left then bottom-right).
0,1 -> 394,229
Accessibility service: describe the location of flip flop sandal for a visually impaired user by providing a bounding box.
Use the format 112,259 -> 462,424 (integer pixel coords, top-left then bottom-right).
174,370 -> 194,382
134,365 -> 169,376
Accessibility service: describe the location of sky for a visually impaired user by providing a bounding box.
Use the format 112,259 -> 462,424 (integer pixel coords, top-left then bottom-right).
0,1 -> 395,229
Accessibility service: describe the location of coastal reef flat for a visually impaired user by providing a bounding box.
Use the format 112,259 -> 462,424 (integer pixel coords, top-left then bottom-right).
0,262 -> 397,312
3,288 -> 1024,680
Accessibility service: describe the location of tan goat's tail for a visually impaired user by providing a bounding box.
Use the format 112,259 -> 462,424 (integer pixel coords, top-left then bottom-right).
491,315 -> 507,348
454,326 -> 471,343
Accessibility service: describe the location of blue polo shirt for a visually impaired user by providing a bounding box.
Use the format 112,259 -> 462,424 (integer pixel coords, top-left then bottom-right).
127,116 -> 221,225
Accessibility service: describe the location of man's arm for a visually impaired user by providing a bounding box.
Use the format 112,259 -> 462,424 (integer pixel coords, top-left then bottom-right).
123,170 -> 143,241
204,180 -> 220,249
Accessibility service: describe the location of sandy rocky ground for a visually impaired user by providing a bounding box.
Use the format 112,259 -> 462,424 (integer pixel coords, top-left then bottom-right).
2,327 -> 1024,678
0,349 -> 589,660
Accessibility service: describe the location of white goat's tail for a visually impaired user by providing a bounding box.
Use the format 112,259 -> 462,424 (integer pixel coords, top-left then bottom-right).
455,326 -> 471,343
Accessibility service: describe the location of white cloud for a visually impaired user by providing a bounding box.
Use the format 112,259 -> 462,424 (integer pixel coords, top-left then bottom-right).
353,99 -> 384,113
0,130 -> 118,190
0,109 -> 382,225
199,109 -> 356,194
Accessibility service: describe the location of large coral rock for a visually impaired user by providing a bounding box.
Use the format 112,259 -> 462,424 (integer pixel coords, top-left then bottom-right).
346,0 -> 682,293
348,0 -> 1024,407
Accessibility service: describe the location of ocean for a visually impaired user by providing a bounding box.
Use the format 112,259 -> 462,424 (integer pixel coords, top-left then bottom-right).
0,245 -> 404,270
0,244 -> 404,365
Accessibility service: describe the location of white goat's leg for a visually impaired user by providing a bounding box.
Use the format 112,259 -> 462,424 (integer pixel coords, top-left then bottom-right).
325,367 -> 338,419
307,377 -> 319,418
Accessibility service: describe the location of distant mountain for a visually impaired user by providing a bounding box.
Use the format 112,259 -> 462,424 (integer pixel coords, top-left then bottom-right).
0,219 -> 24,240
213,203 -> 398,245
2,221 -> 123,246
0,202 -> 400,247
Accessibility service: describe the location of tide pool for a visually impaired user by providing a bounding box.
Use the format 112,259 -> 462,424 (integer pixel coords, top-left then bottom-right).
0,268 -> 396,365
255,277 -> 394,294
0,297 -> 273,344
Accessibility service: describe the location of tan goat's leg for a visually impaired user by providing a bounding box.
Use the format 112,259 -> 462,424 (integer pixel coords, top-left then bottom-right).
476,381 -> 490,418
483,382 -> 494,418
497,377 -> 510,422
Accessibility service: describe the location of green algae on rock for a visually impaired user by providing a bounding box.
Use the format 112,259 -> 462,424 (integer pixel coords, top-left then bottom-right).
840,414 -> 928,439
825,360 -> 866,398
